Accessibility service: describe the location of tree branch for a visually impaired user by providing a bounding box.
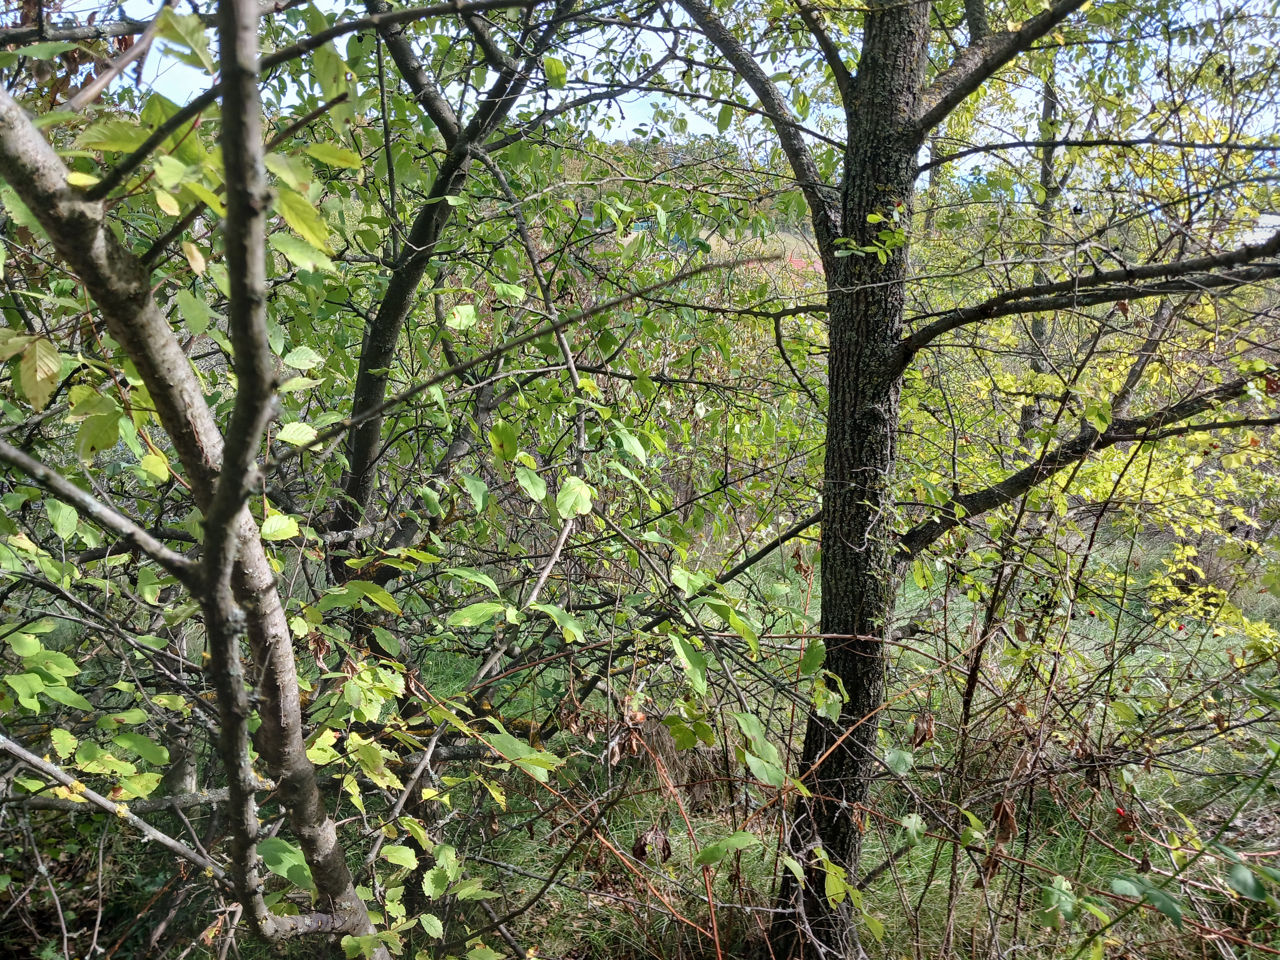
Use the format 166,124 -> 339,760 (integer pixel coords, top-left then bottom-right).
900,229 -> 1280,361
676,0 -> 839,246
0,733 -> 226,881
917,0 -> 1087,136
896,369 -> 1280,558
0,80 -> 381,949
0,438 -> 196,583
792,0 -> 852,107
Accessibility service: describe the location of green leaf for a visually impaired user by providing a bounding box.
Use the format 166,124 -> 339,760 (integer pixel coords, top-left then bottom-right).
261,514 -> 300,541
717,103 -> 734,133
461,473 -> 489,512
544,56 -> 568,89
1141,884 -> 1183,928
447,303 -> 477,330
19,338 -> 61,411
901,813 -> 926,845
530,602 -> 585,643
270,233 -> 335,273
492,281 -> 525,302
1228,863 -> 1266,901
275,187 -> 331,252
799,638 -> 826,676
258,836 -> 315,891
445,567 -> 501,596
140,453 -> 169,482
614,426 -> 647,464
79,119 -> 150,153
111,732 -> 170,766
556,475 -> 594,518
381,845 -> 418,870
694,831 -> 760,866
156,8 -> 215,72
276,422 -> 318,447
5,631 -> 40,657
488,421 -> 518,460
347,580 -> 402,615
449,602 -> 505,627
673,635 -> 708,695
175,289 -> 213,336
78,414 -> 120,461
420,914 -> 444,938
283,346 -> 325,370
304,142 -> 363,169
515,464 -> 547,501
45,501 -> 77,542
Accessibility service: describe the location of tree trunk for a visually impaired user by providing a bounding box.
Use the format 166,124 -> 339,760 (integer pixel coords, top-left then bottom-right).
774,3 -> 929,956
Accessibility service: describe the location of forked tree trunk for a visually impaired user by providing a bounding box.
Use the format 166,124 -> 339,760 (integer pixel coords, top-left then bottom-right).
773,3 -> 930,956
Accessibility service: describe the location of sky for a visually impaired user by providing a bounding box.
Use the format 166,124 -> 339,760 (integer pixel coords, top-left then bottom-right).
100,0 -> 720,141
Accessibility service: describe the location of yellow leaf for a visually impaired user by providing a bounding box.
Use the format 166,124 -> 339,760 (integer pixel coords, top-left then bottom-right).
182,241 -> 206,275
19,337 -> 61,410
154,189 -> 180,216
67,171 -> 100,188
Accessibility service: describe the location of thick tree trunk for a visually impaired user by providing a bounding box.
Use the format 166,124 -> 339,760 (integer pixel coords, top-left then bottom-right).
773,3 -> 929,957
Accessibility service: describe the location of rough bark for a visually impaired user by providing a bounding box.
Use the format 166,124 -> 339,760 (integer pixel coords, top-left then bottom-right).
772,3 -> 930,956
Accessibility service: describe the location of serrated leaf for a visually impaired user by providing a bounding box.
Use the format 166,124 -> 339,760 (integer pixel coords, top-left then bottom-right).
420,913 -> 443,938
283,346 -> 325,370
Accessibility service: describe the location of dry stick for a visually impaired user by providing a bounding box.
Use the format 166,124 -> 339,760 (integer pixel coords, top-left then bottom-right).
0,733 -> 226,880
